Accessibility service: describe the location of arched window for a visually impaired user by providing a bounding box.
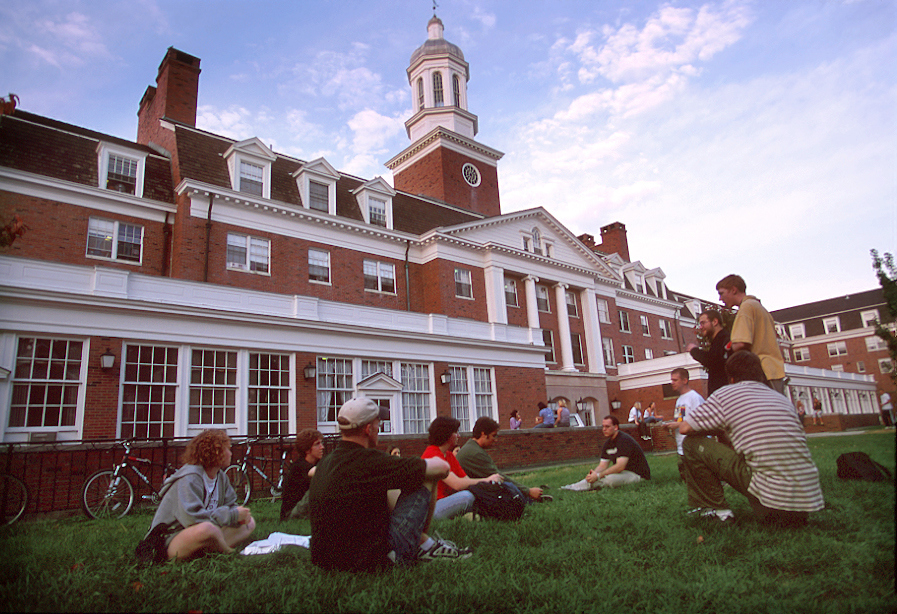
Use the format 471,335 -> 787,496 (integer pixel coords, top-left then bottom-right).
532,228 -> 542,255
417,78 -> 424,111
452,74 -> 461,107
433,72 -> 444,107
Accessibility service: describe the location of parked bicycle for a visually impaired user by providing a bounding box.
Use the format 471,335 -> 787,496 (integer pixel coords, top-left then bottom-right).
225,437 -> 292,505
0,473 -> 27,525
81,440 -> 175,520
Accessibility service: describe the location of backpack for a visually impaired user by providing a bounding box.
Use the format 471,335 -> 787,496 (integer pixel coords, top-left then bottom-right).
836,452 -> 892,482
468,482 -> 525,521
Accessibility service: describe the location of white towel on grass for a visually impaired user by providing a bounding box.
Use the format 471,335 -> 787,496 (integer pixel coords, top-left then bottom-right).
240,532 -> 310,555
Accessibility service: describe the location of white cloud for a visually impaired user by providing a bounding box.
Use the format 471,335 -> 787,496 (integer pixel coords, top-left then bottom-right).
346,109 -> 406,154
195,105 -> 258,141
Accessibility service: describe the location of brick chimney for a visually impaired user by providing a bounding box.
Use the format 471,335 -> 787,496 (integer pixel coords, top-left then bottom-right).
596,222 -> 630,262
137,47 -> 201,154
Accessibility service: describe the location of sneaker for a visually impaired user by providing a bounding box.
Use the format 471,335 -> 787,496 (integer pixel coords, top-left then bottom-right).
685,507 -> 708,516
700,508 -> 734,523
417,536 -> 472,561
538,494 -> 554,503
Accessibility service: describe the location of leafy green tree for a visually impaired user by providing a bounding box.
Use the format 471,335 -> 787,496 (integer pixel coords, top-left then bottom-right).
871,249 -> 897,386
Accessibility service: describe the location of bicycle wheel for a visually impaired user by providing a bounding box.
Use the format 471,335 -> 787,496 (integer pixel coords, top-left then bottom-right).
82,470 -> 134,519
0,474 -> 27,525
225,465 -> 251,505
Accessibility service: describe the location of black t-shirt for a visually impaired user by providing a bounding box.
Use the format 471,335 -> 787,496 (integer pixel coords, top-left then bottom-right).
280,458 -> 314,521
309,440 -> 426,572
600,431 -> 651,480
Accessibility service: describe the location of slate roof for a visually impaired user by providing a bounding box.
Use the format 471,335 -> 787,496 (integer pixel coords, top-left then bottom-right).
0,110 -> 174,203
173,123 -> 481,235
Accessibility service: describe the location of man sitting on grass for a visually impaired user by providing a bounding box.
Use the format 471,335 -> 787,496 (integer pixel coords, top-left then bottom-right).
561,415 -> 651,491
669,351 -> 825,526
456,416 -> 552,504
308,398 -> 471,571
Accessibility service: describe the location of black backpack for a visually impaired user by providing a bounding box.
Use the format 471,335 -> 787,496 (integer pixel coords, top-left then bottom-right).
468,482 -> 525,521
836,452 -> 892,482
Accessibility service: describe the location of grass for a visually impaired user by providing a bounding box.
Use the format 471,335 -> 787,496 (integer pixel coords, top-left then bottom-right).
0,430 -> 894,613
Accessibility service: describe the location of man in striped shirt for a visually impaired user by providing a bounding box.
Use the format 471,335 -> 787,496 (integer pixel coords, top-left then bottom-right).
670,351 -> 824,526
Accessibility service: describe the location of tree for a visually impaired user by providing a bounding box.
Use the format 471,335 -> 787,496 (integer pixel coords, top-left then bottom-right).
870,249 -> 897,387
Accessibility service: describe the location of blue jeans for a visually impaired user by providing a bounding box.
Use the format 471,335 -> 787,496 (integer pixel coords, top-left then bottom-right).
387,486 -> 431,565
433,490 -> 475,520
534,422 -> 554,428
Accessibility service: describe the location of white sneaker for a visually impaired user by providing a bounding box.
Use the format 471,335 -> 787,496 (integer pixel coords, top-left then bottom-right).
561,480 -> 591,492
700,508 -> 734,523
417,536 -> 472,561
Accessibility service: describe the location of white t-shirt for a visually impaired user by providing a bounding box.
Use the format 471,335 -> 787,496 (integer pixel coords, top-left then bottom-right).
674,389 -> 704,455
202,472 -> 219,511
628,406 -> 641,423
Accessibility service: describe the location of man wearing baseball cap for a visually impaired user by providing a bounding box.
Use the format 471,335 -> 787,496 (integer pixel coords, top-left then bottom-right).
309,397 -> 473,571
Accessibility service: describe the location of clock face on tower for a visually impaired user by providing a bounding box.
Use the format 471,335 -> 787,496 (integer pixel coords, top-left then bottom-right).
462,162 -> 481,187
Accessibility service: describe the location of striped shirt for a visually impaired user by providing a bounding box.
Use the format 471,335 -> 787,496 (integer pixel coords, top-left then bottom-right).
686,381 -> 824,512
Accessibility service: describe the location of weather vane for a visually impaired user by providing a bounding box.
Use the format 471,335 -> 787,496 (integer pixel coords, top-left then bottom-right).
432,0 -> 439,14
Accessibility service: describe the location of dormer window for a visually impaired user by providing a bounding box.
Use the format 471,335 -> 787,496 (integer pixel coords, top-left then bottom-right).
97,143 -> 147,197
433,72 -> 444,107
309,181 -> 329,212
352,177 -> 395,229
239,161 -> 264,196
223,138 -> 275,200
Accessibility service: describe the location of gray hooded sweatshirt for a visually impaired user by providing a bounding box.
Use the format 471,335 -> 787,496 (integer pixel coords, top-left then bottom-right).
146,464 -> 239,538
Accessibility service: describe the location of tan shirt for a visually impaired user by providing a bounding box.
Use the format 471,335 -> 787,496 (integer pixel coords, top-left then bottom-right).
731,296 -> 785,380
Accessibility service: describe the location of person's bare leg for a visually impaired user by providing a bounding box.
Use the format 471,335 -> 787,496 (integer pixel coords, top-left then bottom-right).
221,516 -> 256,549
167,522 -> 232,561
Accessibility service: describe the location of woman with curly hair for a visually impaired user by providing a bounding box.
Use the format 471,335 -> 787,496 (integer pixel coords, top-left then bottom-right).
143,429 -> 255,561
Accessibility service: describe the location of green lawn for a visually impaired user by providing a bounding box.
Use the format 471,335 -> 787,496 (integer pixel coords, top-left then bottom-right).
1,431 -> 894,613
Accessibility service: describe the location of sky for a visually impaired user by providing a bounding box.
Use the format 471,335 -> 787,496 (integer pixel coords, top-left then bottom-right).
1,0 -> 894,311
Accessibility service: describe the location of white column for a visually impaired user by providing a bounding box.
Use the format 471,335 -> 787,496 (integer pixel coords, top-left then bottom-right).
523,276 -> 540,343
580,287 -> 606,374
483,265 -> 507,325
554,283 -> 576,372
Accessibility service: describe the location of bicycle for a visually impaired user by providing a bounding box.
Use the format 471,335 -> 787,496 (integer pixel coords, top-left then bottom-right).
225,437 -> 291,505
0,474 -> 27,525
81,440 -> 175,520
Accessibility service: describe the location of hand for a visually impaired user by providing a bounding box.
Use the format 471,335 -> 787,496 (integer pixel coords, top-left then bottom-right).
585,470 -> 598,485
528,487 -> 543,500
485,473 -> 503,484
237,506 -> 252,525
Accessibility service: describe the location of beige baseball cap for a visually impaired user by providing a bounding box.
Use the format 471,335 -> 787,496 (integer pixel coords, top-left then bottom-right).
337,397 -> 390,430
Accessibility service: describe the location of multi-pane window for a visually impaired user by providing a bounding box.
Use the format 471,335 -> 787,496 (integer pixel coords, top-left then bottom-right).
401,363 -> 430,434
794,347 -> 811,362
308,249 -> 330,283
566,291 -> 578,317
537,286 -> 550,312
455,268 -> 473,298
645,348 -> 654,360
369,198 -> 387,227
866,336 -> 886,352
619,310 -> 631,333
227,233 -> 269,273
239,161 -> 264,196
827,341 -> 847,357
596,298 -> 610,324
622,345 -> 635,364
830,364 -> 844,372
248,353 -> 290,436
121,345 -> 177,439
86,217 -> 143,263
640,314 -> 650,336
532,228 -> 543,256
309,181 -> 329,212
823,317 -> 841,334
449,366 -> 495,430
363,259 -> 396,293
504,278 -> 518,307
571,333 -> 584,365
789,323 -> 806,340
417,78 -> 424,110
452,74 -> 461,106
659,319 -> 673,339
543,330 -> 555,363
106,154 -> 138,194
189,349 -> 237,427
433,72 -> 444,106
361,360 -> 392,379
316,358 -> 353,422
9,337 -> 83,430
879,358 -> 892,374
857,361 -> 866,373
602,338 -> 614,366
861,310 -> 879,328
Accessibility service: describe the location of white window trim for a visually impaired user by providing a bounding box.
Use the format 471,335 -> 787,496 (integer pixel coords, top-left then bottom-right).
794,347 -> 811,362
571,333 -> 584,365
226,233 -> 271,275
224,139 -> 275,200
566,291 -> 579,318
640,314 -> 650,336
622,344 -> 635,364
504,278 -> 519,308
97,142 -> 147,198
823,316 -> 841,334
602,338 -> 615,368
659,319 -> 673,340
826,341 -> 847,357
294,158 -> 339,215
353,178 -> 395,229
308,248 -> 331,285
363,259 -> 396,294
597,298 -> 610,324
789,323 -> 806,340
619,310 -> 631,333
861,310 -> 879,328
536,285 -> 551,313
542,329 -> 555,364
454,268 -> 474,300
85,217 -> 144,265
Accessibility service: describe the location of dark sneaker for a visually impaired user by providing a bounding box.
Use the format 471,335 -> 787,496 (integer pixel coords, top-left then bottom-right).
538,494 -> 554,503
418,536 -> 472,561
